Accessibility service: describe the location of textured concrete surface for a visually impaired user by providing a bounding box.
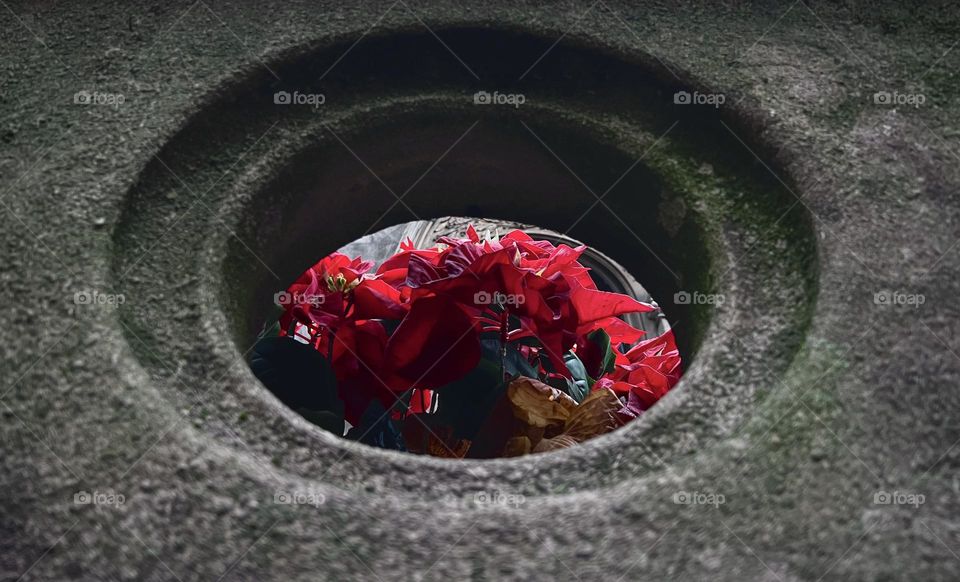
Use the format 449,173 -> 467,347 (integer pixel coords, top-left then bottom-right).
2,1 -> 959,580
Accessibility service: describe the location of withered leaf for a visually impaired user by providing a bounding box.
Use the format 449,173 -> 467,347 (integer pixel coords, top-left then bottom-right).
507,376 -> 577,428
402,414 -> 471,458
532,434 -> 579,453
530,388 -> 623,453
562,387 -> 622,442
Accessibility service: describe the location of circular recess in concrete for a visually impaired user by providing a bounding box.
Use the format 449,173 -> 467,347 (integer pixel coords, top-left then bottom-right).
111,27 -> 817,497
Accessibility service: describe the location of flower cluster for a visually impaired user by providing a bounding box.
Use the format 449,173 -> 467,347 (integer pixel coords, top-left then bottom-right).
253,225 -> 681,457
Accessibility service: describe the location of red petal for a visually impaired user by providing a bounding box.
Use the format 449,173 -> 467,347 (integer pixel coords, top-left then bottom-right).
352,279 -> 406,320
466,224 -> 480,243
384,295 -> 481,391
568,277 -> 654,324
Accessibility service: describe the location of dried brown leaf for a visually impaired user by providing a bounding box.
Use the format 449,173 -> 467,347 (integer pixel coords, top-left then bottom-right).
532,434 -> 579,453
507,376 -> 576,428
562,387 -> 622,442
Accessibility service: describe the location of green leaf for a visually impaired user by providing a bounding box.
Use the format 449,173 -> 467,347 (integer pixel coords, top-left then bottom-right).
249,336 -> 344,434
345,400 -> 405,450
585,328 -> 617,377
432,336 -> 548,440
561,351 -> 591,403
433,364 -> 505,440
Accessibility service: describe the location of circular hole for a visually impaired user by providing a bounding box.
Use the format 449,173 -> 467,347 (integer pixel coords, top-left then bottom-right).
214,100 -> 734,480
252,217 -> 680,458
112,25 -> 817,493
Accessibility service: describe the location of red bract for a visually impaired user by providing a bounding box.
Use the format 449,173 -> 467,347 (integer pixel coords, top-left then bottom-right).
332,320 -> 393,424
568,278 -> 655,336
383,294 -> 481,391
351,278 -> 406,320
377,240 -> 443,292
597,330 -> 682,417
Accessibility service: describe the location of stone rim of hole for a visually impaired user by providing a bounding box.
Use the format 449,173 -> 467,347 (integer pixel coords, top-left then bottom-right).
110,28 -> 818,497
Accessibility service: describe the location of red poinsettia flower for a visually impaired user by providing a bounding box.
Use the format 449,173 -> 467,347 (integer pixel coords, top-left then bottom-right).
596,330 -> 682,418
279,252 -> 372,331
273,224 -> 678,435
